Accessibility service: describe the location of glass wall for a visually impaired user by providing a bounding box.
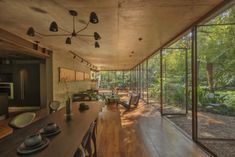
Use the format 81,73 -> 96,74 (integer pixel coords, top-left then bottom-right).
159,33 -> 192,138
161,48 -> 188,115
147,53 -> 161,104
196,6 -> 235,157
140,61 -> 148,101
99,4 -> 234,156
143,61 -> 148,101
129,62 -> 148,101
99,71 -> 130,90
99,71 -> 109,88
137,65 -> 140,93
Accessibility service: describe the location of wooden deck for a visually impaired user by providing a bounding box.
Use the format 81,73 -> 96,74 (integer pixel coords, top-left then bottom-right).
97,101 -> 209,157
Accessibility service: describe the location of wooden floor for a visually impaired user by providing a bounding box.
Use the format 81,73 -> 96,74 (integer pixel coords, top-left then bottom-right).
97,100 -> 209,157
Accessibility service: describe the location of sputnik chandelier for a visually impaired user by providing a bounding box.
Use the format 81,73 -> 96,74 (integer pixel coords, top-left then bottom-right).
26,10 -> 101,48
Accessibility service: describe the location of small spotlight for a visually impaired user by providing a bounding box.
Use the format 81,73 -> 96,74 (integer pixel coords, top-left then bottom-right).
94,32 -> 101,40
95,41 -> 100,48
66,37 -> 71,44
49,21 -> 58,32
27,27 -> 35,37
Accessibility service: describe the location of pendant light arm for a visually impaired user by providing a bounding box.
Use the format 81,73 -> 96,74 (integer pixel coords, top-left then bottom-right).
70,35 -> 74,39
76,21 -> 90,34
35,31 -> 71,37
77,34 -> 93,37
58,26 -> 71,34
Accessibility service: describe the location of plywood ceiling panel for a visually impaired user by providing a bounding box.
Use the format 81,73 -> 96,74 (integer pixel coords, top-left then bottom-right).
0,0 -> 224,70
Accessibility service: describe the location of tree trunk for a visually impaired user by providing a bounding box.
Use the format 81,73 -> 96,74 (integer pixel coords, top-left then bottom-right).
206,62 -> 214,93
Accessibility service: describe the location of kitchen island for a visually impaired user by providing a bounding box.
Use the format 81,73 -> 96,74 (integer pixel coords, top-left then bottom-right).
0,101 -> 103,157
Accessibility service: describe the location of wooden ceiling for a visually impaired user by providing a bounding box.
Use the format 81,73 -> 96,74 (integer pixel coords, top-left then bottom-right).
0,0 -> 225,70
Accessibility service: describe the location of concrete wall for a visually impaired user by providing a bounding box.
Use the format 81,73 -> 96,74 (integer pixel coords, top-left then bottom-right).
52,50 -> 91,106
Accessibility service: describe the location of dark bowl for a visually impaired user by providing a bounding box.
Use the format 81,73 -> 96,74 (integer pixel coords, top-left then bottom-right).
79,103 -> 89,111
80,103 -> 86,107
44,122 -> 58,133
24,134 -> 42,147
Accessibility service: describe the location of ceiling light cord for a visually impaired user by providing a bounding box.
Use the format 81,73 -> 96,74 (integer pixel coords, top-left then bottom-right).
73,16 -> 75,33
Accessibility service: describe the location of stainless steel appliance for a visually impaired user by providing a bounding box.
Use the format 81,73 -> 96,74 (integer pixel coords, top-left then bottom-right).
0,82 -> 14,99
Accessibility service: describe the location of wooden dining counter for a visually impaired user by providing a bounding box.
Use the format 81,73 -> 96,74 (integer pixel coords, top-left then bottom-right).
0,101 -> 103,157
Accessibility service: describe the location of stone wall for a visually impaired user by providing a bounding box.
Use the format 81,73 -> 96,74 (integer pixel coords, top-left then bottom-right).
52,50 -> 91,106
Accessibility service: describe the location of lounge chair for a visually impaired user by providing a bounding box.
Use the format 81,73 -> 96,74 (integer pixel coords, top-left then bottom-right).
119,93 -> 140,110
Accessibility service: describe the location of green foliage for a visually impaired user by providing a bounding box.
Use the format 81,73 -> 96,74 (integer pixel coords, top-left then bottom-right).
198,86 -> 210,107
147,54 -> 160,101
99,71 -> 130,89
148,84 -> 160,100
164,83 -> 185,107
219,91 -> 235,107
197,88 -> 235,116
195,6 -> 235,116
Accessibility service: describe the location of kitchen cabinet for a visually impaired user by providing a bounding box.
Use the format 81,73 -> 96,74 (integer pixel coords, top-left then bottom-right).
0,93 -> 8,120
0,64 -> 40,107
13,64 -> 40,107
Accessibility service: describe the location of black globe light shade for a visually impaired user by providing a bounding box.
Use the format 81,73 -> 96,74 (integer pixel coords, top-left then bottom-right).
65,37 -> 71,44
94,32 -> 101,40
27,27 -> 35,37
95,41 -> 100,48
49,21 -> 58,32
90,12 -> 99,24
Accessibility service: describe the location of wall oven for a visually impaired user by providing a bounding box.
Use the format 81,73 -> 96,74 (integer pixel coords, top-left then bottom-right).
0,82 -> 14,99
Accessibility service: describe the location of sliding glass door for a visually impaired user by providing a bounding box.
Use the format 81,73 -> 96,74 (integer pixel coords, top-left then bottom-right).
161,48 -> 188,115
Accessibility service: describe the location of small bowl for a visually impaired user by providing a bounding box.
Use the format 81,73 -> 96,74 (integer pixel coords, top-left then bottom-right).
44,122 -> 58,133
24,134 -> 42,147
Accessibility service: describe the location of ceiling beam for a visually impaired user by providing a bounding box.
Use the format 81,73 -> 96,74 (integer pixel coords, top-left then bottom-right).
0,28 -> 51,58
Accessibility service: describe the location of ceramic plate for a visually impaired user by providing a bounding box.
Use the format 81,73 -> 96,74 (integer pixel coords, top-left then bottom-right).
17,137 -> 49,155
39,126 -> 61,137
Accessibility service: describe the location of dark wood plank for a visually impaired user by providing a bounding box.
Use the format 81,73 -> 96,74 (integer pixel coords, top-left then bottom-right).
97,101 -> 209,157
0,101 -> 102,157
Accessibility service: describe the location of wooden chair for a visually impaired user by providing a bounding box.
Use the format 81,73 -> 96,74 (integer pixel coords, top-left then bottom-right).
80,121 -> 97,157
49,101 -> 60,113
73,147 -> 85,157
119,93 -> 140,110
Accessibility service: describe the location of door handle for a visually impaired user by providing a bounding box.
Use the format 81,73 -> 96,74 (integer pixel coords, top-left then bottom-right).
20,70 -> 25,100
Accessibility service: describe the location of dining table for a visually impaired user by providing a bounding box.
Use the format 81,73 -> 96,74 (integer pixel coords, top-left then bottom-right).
0,101 -> 103,157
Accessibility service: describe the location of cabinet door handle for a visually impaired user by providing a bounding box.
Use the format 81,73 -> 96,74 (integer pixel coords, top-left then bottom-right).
20,70 -> 25,100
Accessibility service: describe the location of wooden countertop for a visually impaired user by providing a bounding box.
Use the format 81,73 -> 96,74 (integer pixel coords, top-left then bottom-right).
0,101 -> 103,157
0,123 -> 13,139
